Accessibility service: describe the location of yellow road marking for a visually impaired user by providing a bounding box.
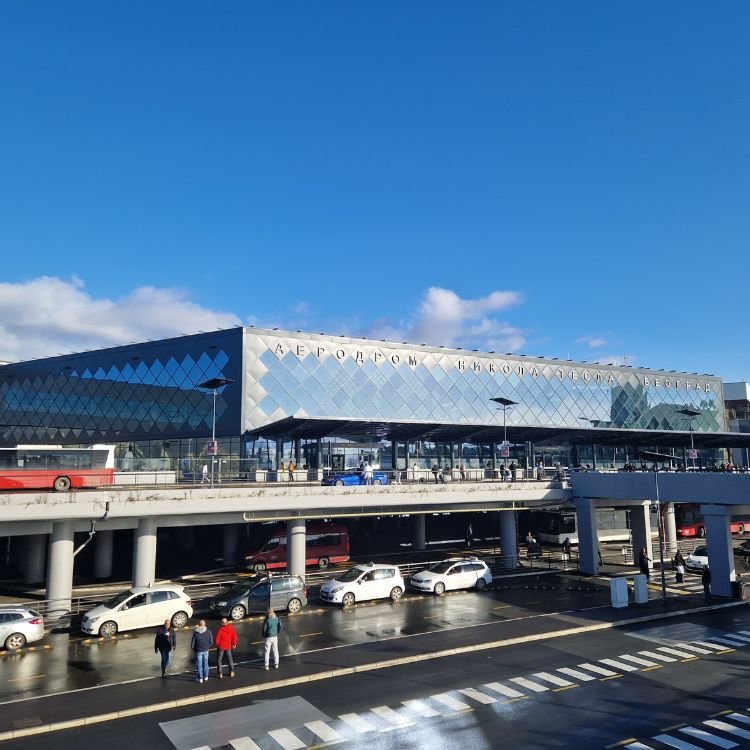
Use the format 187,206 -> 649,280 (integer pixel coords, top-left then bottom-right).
493,605 -> 511,610
300,632 -> 323,638
553,685 -> 578,692
710,709 -> 734,718
661,723 -> 687,732
8,674 -> 45,683
717,649 -> 734,654
605,739 -> 637,749
641,666 -> 662,672
504,696 -> 529,703
250,640 -> 264,645
600,675 -> 623,681
681,657 -> 698,662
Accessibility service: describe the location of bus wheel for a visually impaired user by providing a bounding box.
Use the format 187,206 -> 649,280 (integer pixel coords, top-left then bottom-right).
698,526 -> 706,538
53,476 -> 71,492
318,557 -> 330,570
738,524 -> 745,536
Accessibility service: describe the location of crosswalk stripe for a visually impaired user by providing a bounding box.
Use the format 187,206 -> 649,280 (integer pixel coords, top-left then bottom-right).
229,738 -> 262,750
727,713 -> 750,726
371,705 -> 414,730
557,667 -> 597,682
737,631 -> 750,637
509,677 -> 549,692
723,633 -> 750,642
402,699 -> 441,717
483,681 -> 525,698
267,728 -> 306,749
578,662 -> 618,676
339,713 -> 376,734
653,733 -> 707,750
638,650 -> 676,663
703,720 -> 750,740
600,658 -> 639,672
189,746 -> 212,750
673,643 -> 712,655
305,721 -> 342,743
431,693 -> 472,711
693,641 -> 729,651
459,687 -> 497,705
707,637 -> 746,647
532,671 -> 574,687
656,646 -> 699,659
616,655 -> 659,667
625,742 -> 658,749
679,726 -> 738,748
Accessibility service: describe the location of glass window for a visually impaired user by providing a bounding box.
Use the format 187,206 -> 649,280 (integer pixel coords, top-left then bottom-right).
149,591 -> 170,604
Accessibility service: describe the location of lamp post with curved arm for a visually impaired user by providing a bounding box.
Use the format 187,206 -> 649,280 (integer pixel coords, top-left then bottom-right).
197,377 -> 234,488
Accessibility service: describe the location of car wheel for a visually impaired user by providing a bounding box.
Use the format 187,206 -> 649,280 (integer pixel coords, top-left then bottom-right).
318,557 -> 330,570
53,476 -> 71,492
390,586 -> 403,602
4,632 -> 26,650
229,605 -> 246,621
287,598 -> 302,614
171,611 -> 189,628
99,621 -> 118,637
253,562 -> 267,572
342,592 -> 356,607
374,479 -> 382,485
698,526 -> 706,538
738,524 -> 745,536
335,480 -> 344,486
476,578 -> 487,591
434,582 -> 446,596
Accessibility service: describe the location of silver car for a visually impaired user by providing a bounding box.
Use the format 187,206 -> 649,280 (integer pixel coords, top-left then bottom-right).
0,606 -> 45,650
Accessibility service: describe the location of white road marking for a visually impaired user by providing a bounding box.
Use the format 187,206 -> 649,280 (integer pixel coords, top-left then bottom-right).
679,725 -> 738,748
599,658 -> 639,672
401,699 -> 441,717
672,643 -> 712,655
707,637 -> 746,647
339,713 -> 376,734
458,687 -> 497,705
557,667 -> 596,682
625,743 -> 658,749
656,646 -> 699,659
431,692 -> 472,711
509,677 -> 549,692
703,720 -> 750,740
229,738 -> 262,750
577,662 -> 618,676
614,655 -> 659,668
727,713 -> 750,726
531,672 -> 574,687
653,733 -> 708,750
638,650 -> 676,663
267,728 -> 306,749
723,633 -> 750,642
691,641 -> 726,651
371,705 -> 414,730
305,721 -> 342,743
483,681 -> 525,698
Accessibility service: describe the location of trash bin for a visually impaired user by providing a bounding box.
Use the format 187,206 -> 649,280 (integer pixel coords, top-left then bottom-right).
633,574 -> 649,604
733,581 -> 750,600
610,577 -> 628,608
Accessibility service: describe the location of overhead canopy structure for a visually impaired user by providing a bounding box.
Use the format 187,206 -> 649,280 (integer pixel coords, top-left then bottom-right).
246,416 -> 750,449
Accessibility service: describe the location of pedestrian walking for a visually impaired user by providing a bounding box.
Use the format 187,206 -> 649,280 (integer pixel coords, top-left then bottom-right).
154,619 -> 176,678
262,608 -> 282,670
459,462 -> 466,481
363,461 -> 373,485
201,463 -> 209,483
431,463 -> 440,483
562,537 -> 571,566
702,565 -> 712,602
674,550 -> 686,584
392,467 -> 401,484
465,523 -> 473,547
215,617 -> 238,678
639,547 -> 651,580
288,460 -> 295,481
191,620 -> 213,683
280,461 -> 286,480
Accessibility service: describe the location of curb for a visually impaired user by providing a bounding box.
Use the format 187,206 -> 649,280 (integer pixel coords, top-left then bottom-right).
0,599 -> 745,743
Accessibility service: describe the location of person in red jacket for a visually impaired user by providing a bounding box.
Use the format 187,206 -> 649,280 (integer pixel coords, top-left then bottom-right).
215,617 -> 238,678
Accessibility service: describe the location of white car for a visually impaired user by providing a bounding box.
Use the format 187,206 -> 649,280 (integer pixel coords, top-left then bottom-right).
686,545 -> 709,573
0,606 -> 45,650
410,557 -> 493,595
319,563 -> 405,606
81,585 -> 193,637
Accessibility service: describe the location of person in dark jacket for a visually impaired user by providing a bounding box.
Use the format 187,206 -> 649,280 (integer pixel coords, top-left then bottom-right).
191,620 -> 213,683
639,547 -> 651,579
262,608 -> 282,670
154,619 -> 176,678
702,565 -> 712,602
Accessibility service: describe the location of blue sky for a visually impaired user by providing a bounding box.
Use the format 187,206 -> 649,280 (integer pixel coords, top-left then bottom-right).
0,2 -> 748,380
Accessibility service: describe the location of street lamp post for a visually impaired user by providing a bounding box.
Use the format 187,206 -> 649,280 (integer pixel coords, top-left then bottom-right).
490,397 -> 518,462
197,377 -> 234,488
677,408 -> 700,470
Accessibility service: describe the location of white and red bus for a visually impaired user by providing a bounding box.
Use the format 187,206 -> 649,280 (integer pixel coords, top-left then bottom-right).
675,503 -> 750,539
0,445 -> 115,491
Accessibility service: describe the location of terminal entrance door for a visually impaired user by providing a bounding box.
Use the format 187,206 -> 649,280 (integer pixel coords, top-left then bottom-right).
325,442 -> 383,471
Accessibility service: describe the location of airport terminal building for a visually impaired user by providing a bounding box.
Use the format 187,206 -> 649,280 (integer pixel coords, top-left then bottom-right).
0,326 -> 738,473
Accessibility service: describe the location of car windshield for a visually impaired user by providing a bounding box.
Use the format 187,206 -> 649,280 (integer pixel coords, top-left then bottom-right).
692,547 -> 707,556
104,590 -> 134,609
337,567 -> 365,582
426,561 -> 453,574
224,583 -> 252,597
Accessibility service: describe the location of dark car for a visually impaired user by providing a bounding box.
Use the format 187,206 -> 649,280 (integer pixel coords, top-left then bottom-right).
209,573 -> 307,620
736,540 -> 750,559
321,468 -> 389,487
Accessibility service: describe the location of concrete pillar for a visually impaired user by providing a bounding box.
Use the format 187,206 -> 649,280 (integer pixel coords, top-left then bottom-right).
630,504 -> 654,571
275,439 -> 283,470
93,529 -> 114,579
132,518 -> 157,587
391,441 -> 397,471
499,510 -> 518,570
223,524 -> 239,567
47,521 -> 75,617
24,534 -> 47,585
574,498 -> 599,575
287,519 -> 306,579
412,515 -> 426,551
702,504 -> 735,597
294,439 -> 301,467
664,504 -> 678,556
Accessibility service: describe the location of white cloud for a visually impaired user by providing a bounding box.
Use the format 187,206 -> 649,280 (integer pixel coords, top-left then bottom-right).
0,276 -> 241,362
575,335 -> 607,349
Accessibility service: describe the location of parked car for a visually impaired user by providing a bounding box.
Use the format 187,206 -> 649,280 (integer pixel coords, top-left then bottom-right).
320,563 -> 404,606
736,540 -> 750,559
210,573 -> 308,619
321,468 -> 389,487
410,557 -> 492,595
685,545 -> 709,572
81,584 -> 193,637
0,606 -> 44,650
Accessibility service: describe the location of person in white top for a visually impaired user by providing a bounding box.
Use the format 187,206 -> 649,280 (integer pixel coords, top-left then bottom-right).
363,462 -> 373,485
